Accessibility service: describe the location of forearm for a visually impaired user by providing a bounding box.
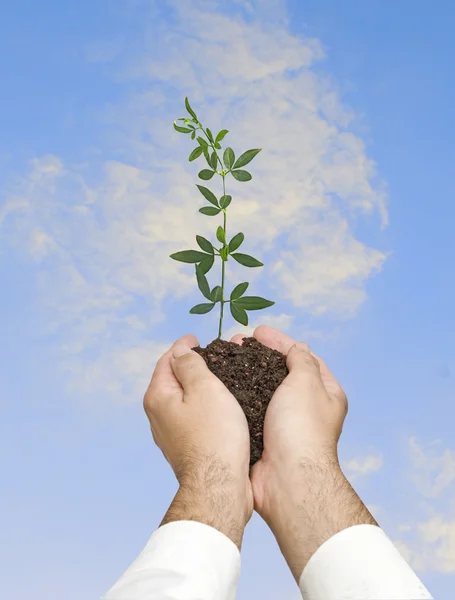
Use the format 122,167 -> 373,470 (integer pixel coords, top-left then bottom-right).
263,458 -> 432,599
264,457 -> 377,580
161,460 -> 250,550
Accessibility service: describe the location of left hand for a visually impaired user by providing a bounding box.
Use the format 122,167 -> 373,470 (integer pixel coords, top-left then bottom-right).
143,334 -> 253,543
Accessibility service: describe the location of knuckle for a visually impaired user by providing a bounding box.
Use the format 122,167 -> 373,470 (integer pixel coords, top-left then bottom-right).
178,355 -> 205,380
298,351 -> 321,372
341,393 -> 348,414
308,354 -> 321,371
178,353 -> 198,368
143,386 -> 165,416
335,388 -> 348,414
143,390 -> 155,415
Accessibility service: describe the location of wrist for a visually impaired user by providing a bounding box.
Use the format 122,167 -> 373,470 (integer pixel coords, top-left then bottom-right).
161,470 -> 251,549
262,457 -> 377,580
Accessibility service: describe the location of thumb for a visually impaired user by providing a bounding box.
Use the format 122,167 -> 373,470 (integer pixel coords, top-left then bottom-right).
285,342 -> 322,384
171,344 -> 210,389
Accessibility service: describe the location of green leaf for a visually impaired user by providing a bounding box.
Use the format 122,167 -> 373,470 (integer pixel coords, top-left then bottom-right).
170,250 -> 211,263
185,97 -> 198,120
228,232 -> 244,253
197,136 -> 209,147
191,131 -> 196,140
233,149 -> 262,169
215,129 -> 229,143
189,146 -> 203,162
204,152 -> 213,168
210,151 -> 218,170
195,264 -> 212,300
223,147 -> 235,169
174,121 -> 192,134
219,246 -> 229,261
206,128 -> 214,143
196,185 -> 219,207
230,303 -> 248,326
190,303 -> 215,314
219,195 -> 232,209
231,170 -> 252,182
231,252 -> 263,267
196,235 -> 214,254
177,118 -> 194,127
234,296 -> 275,310
211,285 -> 222,302
198,169 -> 215,180
230,282 -> 249,301
199,254 -> 215,274
199,206 -> 221,216
216,226 -> 226,244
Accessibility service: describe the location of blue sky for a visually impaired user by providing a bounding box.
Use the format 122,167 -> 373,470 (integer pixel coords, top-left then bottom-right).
1,1 -> 454,599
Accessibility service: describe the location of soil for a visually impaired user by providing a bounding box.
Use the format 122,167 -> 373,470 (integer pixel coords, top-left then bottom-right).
193,337 -> 289,466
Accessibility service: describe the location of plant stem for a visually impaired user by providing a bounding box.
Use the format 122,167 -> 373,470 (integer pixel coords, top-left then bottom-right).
198,123 -> 228,340
218,175 -> 227,339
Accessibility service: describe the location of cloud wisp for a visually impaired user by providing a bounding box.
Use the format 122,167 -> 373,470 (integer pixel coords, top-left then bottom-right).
0,0 -> 388,401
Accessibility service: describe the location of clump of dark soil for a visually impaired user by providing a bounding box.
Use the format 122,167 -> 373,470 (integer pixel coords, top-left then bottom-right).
193,337 -> 288,466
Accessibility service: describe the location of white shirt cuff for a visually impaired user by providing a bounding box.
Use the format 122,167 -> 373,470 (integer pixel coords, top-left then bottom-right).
299,524 -> 433,600
102,520 -> 241,600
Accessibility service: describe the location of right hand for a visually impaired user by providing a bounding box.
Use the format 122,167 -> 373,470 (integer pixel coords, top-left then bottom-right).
230,325 -> 375,581
231,325 -> 348,521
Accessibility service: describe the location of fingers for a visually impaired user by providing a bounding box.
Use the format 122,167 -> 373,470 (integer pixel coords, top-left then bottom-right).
285,342 -> 321,380
147,348 -> 179,395
230,334 -> 247,345
312,352 -> 347,406
174,333 -> 200,349
145,334 -> 201,402
254,326 -> 319,372
253,325 -> 298,355
253,326 -> 322,388
170,342 -> 211,390
312,353 -> 335,381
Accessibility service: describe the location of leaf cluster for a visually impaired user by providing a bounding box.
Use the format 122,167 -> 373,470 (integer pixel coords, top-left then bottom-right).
170,98 -> 274,329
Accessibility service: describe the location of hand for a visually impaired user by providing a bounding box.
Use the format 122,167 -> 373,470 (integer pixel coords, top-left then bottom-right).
143,334 -> 253,548
230,326 -> 376,578
231,325 -> 348,514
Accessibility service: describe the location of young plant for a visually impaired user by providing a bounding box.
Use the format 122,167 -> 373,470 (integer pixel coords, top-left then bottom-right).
170,97 -> 274,339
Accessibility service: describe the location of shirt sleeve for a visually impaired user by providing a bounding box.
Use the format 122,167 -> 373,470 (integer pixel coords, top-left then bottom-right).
101,520 -> 241,600
299,524 -> 434,600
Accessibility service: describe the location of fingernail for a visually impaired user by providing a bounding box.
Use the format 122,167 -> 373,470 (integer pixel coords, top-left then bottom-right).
295,342 -> 310,353
172,345 -> 193,359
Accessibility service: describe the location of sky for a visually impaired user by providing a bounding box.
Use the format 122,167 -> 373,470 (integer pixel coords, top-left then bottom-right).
1,0 -> 454,598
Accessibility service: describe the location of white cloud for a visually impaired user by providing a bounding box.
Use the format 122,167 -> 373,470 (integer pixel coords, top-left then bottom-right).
65,341 -> 171,406
408,436 -> 455,498
393,513 -> 455,574
343,453 -> 384,481
387,438 -> 455,574
417,514 -> 455,573
28,229 -> 56,260
0,0 -> 388,399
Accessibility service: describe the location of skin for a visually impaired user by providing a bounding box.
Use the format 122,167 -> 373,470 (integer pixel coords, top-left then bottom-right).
231,326 -> 377,580
143,325 -> 377,577
143,333 -> 253,550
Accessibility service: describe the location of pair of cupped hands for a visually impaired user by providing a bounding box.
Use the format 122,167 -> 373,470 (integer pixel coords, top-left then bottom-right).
144,325 -> 349,571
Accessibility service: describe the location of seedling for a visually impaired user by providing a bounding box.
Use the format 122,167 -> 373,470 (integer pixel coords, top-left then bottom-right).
170,98 -> 274,339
